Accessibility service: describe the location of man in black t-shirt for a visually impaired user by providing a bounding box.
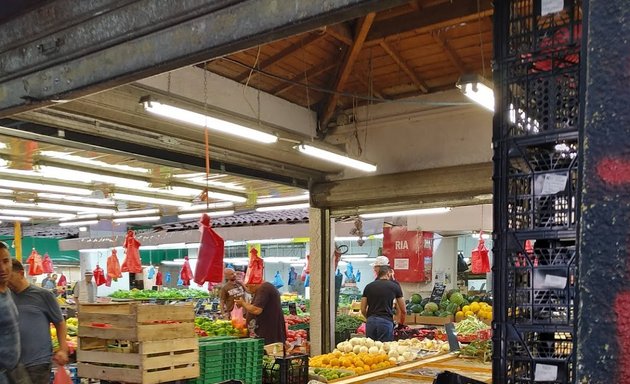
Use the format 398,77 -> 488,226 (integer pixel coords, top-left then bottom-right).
361,265 -> 405,342
236,281 -> 286,345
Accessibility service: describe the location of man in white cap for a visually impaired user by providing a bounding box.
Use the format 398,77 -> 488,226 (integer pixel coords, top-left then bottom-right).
360,256 -> 405,341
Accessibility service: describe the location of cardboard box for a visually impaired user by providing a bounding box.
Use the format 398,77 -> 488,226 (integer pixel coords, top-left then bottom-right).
415,315 -> 454,326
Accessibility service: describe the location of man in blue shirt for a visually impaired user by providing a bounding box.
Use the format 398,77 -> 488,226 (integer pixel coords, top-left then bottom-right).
9,259 -> 68,384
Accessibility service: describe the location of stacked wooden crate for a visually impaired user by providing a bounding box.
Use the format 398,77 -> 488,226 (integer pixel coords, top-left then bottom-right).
77,302 -> 199,384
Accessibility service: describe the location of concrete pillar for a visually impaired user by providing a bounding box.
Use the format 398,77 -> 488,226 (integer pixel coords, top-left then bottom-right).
577,1 -> 630,381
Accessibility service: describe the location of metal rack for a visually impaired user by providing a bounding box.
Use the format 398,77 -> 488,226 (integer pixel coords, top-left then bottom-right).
493,1 -> 584,382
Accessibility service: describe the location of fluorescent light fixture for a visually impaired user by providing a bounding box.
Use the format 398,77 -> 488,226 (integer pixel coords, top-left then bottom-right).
225,241 -> 247,247
112,193 -> 191,207
112,215 -> 161,223
113,209 -> 160,217
157,242 -> 187,249
37,193 -> 116,206
177,210 -> 235,220
296,144 -> 377,172
79,227 -> 88,232
59,214 -> 98,222
334,234 -> 384,241
0,188 -> 12,194
290,262 -> 306,267
255,203 -> 310,212
263,257 -> 291,263
59,220 -> 99,227
143,100 -> 278,144
0,209 -> 75,218
0,142 -> 6,149
360,207 -> 452,219
179,202 -> 234,212
456,74 -> 494,112
257,193 -> 310,205
0,180 -> 92,195
341,254 -> 369,259
206,191 -> 247,203
246,238 -> 293,244
472,233 -> 491,239
340,257 -> 372,262
186,243 -> 201,248
0,199 -> 114,215
40,151 -> 150,174
0,215 -> 31,222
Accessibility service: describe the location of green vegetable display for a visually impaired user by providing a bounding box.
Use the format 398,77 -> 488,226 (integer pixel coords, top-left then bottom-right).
194,318 -> 241,337
335,315 -> 364,333
454,316 -> 490,335
458,340 -> 492,362
109,288 -> 210,300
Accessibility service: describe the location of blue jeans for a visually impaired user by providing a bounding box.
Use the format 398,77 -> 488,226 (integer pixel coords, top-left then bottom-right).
366,316 -> 394,342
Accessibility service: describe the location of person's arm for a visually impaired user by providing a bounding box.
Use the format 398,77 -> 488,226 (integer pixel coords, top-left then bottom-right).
53,320 -> 69,365
219,288 -> 227,313
395,297 -> 406,325
360,297 -> 368,318
236,299 -> 262,315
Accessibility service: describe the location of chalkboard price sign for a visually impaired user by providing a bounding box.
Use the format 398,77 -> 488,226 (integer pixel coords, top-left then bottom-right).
430,283 -> 446,303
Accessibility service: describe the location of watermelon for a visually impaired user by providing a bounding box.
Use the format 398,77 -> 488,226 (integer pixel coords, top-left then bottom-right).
411,293 -> 423,304
424,302 -> 439,313
420,298 -> 430,308
450,292 -> 465,306
411,304 -> 423,313
420,310 -> 435,316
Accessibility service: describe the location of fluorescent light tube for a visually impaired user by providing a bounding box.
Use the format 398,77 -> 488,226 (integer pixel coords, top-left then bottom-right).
0,142 -> 6,149
246,238 -> 293,244
472,233 -> 491,239
179,202 -> 234,212
0,188 -> 12,194
40,151 -> 150,173
37,193 -> 116,206
112,215 -> 161,223
297,144 -> 377,172
0,200 -> 113,214
112,193 -> 191,207
341,254 -> 369,259
334,234 -> 384,241
59,214 -> 98,222
0,209 -> 75,218
256,193 -> 309,205
456,75 -> 494,111
360,207 -> 452,219
206,191 -> 247,203
255,203 -> 310,212
177,210 -> 235,220
0,215 -> 31,222
59,220 -> 99,227
290,262 -> 306,267
113,209 -> 160,217
143,101 -> 278,144
0,180 -> 92,195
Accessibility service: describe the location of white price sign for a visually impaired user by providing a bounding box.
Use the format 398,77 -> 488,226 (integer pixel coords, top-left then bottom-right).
394,258 -> 409,270
541,0 -> 564,16
535,363 -> 558,381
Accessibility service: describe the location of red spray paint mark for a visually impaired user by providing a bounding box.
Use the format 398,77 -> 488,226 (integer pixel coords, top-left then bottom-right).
597,157 -> 630,185
615,292 -> 630,384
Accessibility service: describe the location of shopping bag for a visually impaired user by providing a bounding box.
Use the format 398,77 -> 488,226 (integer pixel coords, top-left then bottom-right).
287,267 -> 297,286
42,253 -> 54,273
180,257 -> 193,286
155,271 -> 163,286
121,230 -> 142,273
272,271 -> 284,289
244,248 -> 264,284
194,214 -> 225,285
93,265 -> 107,287
106,249 -> 122,280
27,249 -> 44,276
471,233 -> 491,274
57,273 -> 67,287
53,365 -> 72,384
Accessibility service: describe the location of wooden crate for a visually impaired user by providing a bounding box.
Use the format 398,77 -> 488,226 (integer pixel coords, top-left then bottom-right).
415,315 -> 454,326
78,337 -> 199,383
77,302 -> 195,341
77,302 -> 198,383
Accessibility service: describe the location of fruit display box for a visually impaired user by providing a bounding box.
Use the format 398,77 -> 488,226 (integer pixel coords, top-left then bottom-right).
414,315 -> 454,326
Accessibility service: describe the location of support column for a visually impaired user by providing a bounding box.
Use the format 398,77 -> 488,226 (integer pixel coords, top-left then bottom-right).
309,207 -> 334,355
14,221 -> 22,261
577,1 -> 630,382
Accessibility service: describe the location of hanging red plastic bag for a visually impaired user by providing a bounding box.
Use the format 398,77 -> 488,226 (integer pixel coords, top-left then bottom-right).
301,254 -> 310,282
42,253 -> 54,273
93,265 -> 107,287
193,214 -> 225,285
106,249 -> 122,280
57,273 -> 67,287
105,274 -> 112,287
471,233 -> 491,274
244,248 -> 264,284
155,270 -> 163,286
180,257 -> 193,286
53,365 -> 72,384
121,230 -> 142,273
27,249 -> 44,276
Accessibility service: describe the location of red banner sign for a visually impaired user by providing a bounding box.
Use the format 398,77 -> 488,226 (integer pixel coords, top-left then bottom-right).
382,227 -> 433,282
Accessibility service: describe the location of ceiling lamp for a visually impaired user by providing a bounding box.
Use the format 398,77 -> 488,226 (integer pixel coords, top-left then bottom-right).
256,193 -> 309,205
296,144 -> 377,172
142,100 -> 278,144
179,202 -> 234,212
59,214 -> 98,222
360,207 -> 452,219
177,210 -> 235,220
0,199 -> 114,215
0,179 -> 92,196
0,215 -> 31,222
113,209 -> 160,217
456,74 -> 494,112
38,193 -> 116,206
40,151 -> 150,174
0,188 -> 12,194
255,202 -> 310,212
112,216 -> 161,224
59,220 -> 99,227
111,193 -> 192,207
0,209 -> 75,219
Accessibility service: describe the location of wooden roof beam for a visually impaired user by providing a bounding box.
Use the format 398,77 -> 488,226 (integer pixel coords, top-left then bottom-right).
234,31 -> 327,83
431,31 -> 468,74
326,23 -> 353,46
270,62 -> 338,95
365,0 -> 493,46
320,13 -> 376,130
379,41 -> 429,93
353,73 -> 384,99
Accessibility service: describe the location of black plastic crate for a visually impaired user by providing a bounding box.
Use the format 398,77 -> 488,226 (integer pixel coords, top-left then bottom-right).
505,139 -> 579,232
502,66 -> 581,138
262,354 -> 308,384
505,237 -> 577,325
505,325 -> 575,383
504,0 -> 582,60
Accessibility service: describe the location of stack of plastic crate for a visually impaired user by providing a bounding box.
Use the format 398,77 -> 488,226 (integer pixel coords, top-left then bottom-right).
493,1 -> 583,383
194,338 -> 237,384
233,338 -> 264,384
